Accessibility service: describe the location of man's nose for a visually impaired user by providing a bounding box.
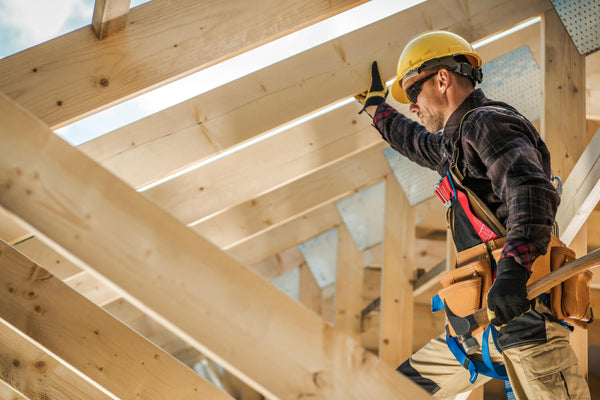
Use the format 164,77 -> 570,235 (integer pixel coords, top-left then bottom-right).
409,102 -> 419,114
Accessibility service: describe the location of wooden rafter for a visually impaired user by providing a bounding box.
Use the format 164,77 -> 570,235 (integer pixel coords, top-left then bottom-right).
0,238 -> 230,399
14,236 -> 82,279
144,102 -> 378,224
228,202 -> 343,266
195,141 -> 389,249
0,318 -> 111,400
556,127 -> 600,245
0,379 -> 28,400
78,0 -> 553,189
0,92 -> 430,399
92,0 -> 131,39
0,0 -> 368,129
64,271 -> 121,305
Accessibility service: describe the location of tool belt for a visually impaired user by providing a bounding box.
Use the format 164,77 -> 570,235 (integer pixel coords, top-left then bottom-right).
438,234 -> 594,336
435,106 -> 592,335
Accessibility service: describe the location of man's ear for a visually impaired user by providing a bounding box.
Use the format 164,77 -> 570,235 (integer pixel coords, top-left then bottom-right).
437,68 -> 451,93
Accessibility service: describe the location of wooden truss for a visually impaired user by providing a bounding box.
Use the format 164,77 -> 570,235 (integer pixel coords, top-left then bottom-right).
0,0 -> 599,398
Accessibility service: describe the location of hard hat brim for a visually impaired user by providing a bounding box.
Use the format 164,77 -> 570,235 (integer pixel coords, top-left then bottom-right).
391,78 -> 410,104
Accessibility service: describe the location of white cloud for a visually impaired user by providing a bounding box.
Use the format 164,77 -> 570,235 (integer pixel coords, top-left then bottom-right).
0,0 -> 92,52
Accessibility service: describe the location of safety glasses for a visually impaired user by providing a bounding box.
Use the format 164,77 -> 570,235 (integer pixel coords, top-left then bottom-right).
405,72 -> 437,104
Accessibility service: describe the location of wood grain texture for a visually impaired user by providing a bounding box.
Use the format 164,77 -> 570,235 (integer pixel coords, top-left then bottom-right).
92,0 -> 131,39
194,141 -> 389,249
335,224 -> 364,342
144,102 -> 376,224
0,0 -> 368,129
78,0 -> 552,189
0,239 -> 230,400
0,319 -> 111,400
380,174 -> 415,365
556,127 -> 600,245
0,91 -> 431,400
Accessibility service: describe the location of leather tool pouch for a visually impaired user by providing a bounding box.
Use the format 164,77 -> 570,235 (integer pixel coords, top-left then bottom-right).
490,234 -> 593,328
549,246 -> 593,327
438,247 -> 493,337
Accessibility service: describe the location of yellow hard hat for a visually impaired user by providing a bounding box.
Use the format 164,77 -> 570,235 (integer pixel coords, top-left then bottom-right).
391,30 -> 483,103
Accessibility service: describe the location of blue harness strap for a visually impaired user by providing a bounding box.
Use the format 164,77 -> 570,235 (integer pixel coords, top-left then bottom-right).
481,324 -> 508,379
445,325 -> 507,384
445,324 -> 517,400
504,379 -> 517,400
431,294 -> 444,313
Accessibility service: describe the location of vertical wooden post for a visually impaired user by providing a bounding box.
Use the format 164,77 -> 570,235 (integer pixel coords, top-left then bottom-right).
335,224 -> 364,342
569,228 -> 589,376
380,174 -> 415,366
541,8 -> 586,174
542,7 -> 588,376
299,262 -> 322,315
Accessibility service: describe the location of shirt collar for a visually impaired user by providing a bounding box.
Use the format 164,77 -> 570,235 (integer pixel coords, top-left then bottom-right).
443,88 -> 488,139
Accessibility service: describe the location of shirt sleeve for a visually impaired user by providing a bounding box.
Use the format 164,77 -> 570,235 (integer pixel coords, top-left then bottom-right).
372,103 -> 443,171
461,109 -> 560,271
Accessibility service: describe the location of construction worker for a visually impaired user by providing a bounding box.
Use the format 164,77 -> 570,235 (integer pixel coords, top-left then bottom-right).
356,31 -> 590,399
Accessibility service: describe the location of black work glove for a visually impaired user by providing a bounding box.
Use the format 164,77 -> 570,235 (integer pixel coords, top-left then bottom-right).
355,61 -> 388,114
486,257 -> 531,327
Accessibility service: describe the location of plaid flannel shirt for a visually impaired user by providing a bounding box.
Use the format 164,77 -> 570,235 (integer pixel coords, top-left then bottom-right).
373,89 -> 560,271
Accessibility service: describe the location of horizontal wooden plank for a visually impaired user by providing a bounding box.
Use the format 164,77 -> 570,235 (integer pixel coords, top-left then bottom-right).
0,0 -> 367,129
413,260 -> 447,297
144,102 -> 377,224
229,192 -> 448,267
79,0 -> 552,189
0,92 -> 430,399
229,202 -> 343,266
195,142 -> 389,249
14,236 -> 82,279
64,271 -> 121,305
0,206 -> 31,244
0,238 -> 231,400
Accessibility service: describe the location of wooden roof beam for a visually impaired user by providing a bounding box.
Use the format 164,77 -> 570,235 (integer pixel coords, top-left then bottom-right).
0,92 -> 430,399
0,379 -> 29,400
79,0 -> 553,189
144,102 -> 378,225
195,141 -> 390,250
92,0 -> 132,39
556,126 -> 600,245
0,238 -> 231,400
228,195 -> 446,268
0,318 -> 111,400
229,202 -> 343,266
0,0 -> 368,129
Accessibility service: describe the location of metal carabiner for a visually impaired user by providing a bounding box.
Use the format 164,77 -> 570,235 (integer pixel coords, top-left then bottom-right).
551,175 -> 563,196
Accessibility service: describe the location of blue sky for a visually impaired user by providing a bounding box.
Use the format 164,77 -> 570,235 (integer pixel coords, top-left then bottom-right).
0,0 -> 426,146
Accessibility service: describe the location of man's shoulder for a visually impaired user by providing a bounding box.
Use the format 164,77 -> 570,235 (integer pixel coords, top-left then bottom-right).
464,101 -> 530,128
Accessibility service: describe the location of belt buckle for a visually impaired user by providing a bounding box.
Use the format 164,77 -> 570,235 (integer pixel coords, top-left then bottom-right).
434,183 -> 452,208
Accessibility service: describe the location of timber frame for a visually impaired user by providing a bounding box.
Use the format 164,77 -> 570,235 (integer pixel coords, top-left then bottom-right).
0,0 -> 599,399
